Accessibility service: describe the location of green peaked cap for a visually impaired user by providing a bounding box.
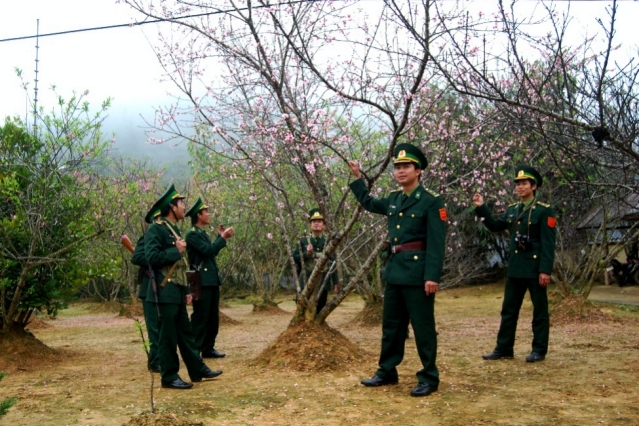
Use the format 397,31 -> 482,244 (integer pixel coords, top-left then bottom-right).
514,165 -> 543,188
393,143 -> 427,169
308,208 -> 324,221
186,197 -> 209,218
144,183 -> 185,224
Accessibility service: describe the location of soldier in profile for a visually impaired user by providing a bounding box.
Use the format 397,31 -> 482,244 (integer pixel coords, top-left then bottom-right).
144,185 -> 223,389
185,197 -> 234,359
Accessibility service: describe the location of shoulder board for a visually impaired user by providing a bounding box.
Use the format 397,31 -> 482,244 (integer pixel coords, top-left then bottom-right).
508,202 -> 520,207
423,188 -> 440,198
190,227 -> 196,232
536,201 -> 551,208
390,189 -> 402,193
153,218 -> 164,225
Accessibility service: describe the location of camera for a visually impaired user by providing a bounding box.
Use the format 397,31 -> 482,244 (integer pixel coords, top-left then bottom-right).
515,234 -> 532,251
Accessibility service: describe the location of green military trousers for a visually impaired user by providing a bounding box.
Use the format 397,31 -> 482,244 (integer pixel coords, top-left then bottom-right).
495,277 -> 549,355
140,297 -> 160,371
157,302 -> 209,383
191,286 -> 221,353
376,283 -> 439,386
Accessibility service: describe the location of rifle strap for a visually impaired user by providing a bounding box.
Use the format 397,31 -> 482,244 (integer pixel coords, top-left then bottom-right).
157,218 -> 187,288
159,261 -> 180,288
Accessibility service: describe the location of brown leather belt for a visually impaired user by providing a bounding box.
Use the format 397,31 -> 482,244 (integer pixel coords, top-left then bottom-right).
391,241 -> 425,254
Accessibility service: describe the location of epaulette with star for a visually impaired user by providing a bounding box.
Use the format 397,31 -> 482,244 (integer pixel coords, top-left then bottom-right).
390,189 -> 402,193
536,201 -> 551,208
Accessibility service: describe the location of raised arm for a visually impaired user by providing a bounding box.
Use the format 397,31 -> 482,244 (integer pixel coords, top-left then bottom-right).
473,194 -> 510,232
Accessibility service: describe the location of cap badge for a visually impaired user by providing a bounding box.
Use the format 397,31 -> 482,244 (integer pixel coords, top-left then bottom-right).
313,212 -> 321,218
517,170 -> 524,177
398,150 -> 406,158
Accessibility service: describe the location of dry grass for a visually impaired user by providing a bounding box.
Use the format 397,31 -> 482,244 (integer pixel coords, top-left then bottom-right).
1,283 -> 639,425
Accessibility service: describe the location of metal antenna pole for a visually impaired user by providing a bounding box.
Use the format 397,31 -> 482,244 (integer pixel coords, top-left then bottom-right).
33,19 -> 40,136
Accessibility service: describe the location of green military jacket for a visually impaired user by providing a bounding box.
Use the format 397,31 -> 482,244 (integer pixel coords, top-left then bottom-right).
144,218 -> 190,304
349,178 -> 447,285
475,199 -> 556,279
131,235 -> 150,299
185,225 -> 227,286
292,234 -> 338,287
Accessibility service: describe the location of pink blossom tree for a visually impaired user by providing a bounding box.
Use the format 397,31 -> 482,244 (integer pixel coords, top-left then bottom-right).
122,0 -> 478,326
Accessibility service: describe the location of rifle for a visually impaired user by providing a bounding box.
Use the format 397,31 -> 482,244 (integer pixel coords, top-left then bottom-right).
121,235 -> 135,253
142,220 -> 162,321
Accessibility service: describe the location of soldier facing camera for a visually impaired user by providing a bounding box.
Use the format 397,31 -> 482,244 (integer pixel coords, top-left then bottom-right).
472,165 -> 557,364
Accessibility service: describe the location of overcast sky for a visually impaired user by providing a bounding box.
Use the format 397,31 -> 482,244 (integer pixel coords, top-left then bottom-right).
0,0 -> 187,166
1,0 -> 638,168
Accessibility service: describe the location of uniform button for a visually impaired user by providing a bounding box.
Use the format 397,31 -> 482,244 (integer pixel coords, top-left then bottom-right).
168,279 -> 172,282
517,221 -> 521,225
389,212 -> 393,216
515,250 -> 518,254
412,214 -> 415,218
399,212 -> 403,217
414,255 -> 418,260
204,268 -> 208,271
533,206 -> 536,209
172,242 -> 175,245
397,225 -> 400,229
394,238 -> 398,242
529,222 -> 532,225
533,255 -> 537,259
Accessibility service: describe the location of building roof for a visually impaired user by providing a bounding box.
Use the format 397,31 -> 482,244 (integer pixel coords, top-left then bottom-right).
577,193 -> 639,229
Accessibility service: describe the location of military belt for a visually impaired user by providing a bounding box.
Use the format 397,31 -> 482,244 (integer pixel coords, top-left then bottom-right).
391,241 -> 425,254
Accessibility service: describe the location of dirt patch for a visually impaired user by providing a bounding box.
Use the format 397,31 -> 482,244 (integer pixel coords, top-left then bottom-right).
348,302 -> 383,327
119,303 -> 145,318
4,284 -> 639,425
219,310 -> 240,325
550,293 -> 607,325
24,316 -> 53,330
123,412 -> 204,426
0,327 -> 62,372
254,321 -> 373,372
252,302 -> 288,315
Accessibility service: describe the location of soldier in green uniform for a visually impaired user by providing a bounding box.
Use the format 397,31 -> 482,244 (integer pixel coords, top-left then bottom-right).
131,217 -> 161,373
347,143 -> 447,397
185,197 -> 234,359
144,184 -> 223,389
292,208 -> 339,314
472,165 -> 556,363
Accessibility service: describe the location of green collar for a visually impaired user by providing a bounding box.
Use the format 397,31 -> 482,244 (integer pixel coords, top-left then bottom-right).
521,197 -> 535,208
403,185 -> 419,198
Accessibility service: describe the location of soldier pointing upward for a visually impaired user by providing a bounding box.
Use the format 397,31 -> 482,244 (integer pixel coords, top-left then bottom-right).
348,143 -> 447,397
473,165 -> 557,363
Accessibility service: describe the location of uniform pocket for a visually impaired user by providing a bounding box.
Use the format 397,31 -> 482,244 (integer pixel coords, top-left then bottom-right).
402,251 -> 426,278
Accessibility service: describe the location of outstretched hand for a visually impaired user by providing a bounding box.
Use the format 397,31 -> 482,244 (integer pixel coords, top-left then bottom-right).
472,193 -> 484,207
220,225 -> 234,239
347,160 -> 362,179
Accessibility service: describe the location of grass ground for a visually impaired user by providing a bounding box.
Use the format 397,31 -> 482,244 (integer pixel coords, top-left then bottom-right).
1,283 -> 638,425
